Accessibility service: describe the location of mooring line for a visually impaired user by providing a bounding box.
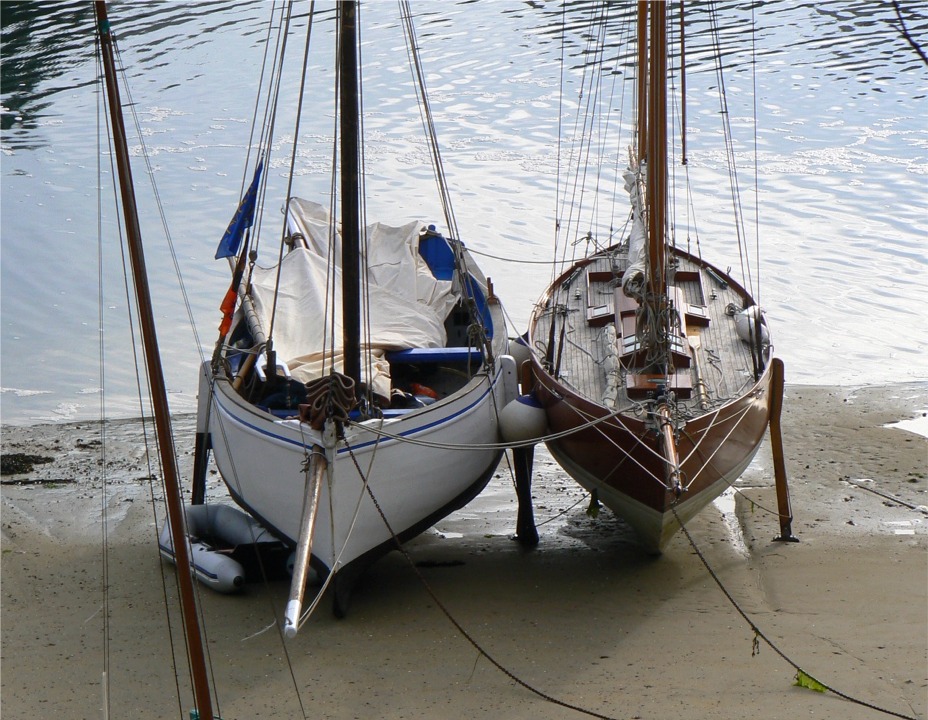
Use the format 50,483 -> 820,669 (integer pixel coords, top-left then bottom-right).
339,431 -> 917,720
671,507 -> 918,720
845,479 -> 928,514
342,438 -> 622,720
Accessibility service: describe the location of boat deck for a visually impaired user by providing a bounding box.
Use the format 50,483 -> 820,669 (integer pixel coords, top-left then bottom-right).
532,248 -> 762,417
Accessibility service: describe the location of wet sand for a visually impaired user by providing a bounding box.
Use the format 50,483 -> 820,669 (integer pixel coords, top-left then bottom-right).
2,383 -> 926,719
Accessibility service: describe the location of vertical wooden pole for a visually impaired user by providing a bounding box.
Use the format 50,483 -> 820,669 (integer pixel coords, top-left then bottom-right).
769,358 -> 797,542
513,446 -> 539,547
339,1 -> 362,390
95,3 -> 215,716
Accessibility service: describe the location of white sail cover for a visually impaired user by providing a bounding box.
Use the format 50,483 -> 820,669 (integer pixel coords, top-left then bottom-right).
248,199 -> 457,395
621,164 -> 647,300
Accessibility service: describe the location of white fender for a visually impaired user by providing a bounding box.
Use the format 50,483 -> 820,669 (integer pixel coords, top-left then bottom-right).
734,305 -> 770,349
499,393 -> 547,445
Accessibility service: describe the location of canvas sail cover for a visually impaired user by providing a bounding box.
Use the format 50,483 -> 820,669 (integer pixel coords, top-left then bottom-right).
621,165 -> 647,300
248,199 -> 457,396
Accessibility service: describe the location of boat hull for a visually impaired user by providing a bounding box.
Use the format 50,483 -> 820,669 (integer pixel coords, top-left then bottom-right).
527,247 -> 773,552
533,364 -> 771,552
199,354 -> 517,580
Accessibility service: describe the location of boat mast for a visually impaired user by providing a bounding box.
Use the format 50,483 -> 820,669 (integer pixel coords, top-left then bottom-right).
636,0 -> 670,372
636,1 -> 648,163
339,1 -> 362,391
645,1 -> 668,313
642,3 -> 683,495
94,4 -> 214,718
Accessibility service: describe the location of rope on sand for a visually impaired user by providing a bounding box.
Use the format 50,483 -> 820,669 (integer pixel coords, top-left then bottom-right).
340,428 -> 919,720
343,437 -> 623,720
671,506 -> 918,720
845,479 -> 928,514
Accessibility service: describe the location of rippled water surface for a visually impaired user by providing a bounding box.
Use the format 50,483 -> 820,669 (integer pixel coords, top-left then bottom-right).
2,0 -> 926,425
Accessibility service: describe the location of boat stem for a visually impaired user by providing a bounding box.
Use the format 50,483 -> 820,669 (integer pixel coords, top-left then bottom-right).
284,440 -> 327,638
658,403 -> 683,497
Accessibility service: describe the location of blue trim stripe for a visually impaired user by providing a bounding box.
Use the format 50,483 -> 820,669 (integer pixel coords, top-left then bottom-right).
213,371 -> 501,455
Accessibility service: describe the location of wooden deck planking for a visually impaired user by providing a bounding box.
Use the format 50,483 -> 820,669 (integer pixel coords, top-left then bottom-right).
534,250 -> 761,414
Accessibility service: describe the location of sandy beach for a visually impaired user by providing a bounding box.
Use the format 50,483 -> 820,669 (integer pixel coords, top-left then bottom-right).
2,382 -> 926,720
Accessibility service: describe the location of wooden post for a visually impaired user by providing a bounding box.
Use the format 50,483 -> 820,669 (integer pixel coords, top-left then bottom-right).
190,432 -> 211,505
513,446 -> 539,547
769,357 -> 797,542
514,360 -> 539,546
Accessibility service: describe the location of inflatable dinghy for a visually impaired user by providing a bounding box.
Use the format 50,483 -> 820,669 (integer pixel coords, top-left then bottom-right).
159,503 -> 285,593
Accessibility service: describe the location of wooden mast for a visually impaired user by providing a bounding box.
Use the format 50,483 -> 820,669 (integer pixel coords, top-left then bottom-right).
642,2 -> 683,496
94,4 -> 214,718
339,1 -> 362,391
646,1 -> 668,314
636,1 -> 648,162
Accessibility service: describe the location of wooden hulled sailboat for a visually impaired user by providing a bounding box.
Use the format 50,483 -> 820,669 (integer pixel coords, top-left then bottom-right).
524,2 -> 793,552
192,2 -> 517,623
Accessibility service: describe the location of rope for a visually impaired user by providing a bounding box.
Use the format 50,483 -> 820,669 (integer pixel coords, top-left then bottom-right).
346,396 -> 652,453
97,32 -> 211,717
342,438 -> 622,720
678,402 -> 755,491
466,247 -> 560,265
94,40 -> 114,719
550,390 -> 675,486
892,0 -> 928,65
846,479 -> 928,514
672,507 -> 918,720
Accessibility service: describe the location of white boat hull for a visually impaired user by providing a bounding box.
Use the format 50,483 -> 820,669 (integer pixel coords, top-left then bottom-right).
199,355 -> 517,582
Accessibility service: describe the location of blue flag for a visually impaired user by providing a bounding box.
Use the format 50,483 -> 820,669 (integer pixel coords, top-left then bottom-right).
215,161 -> 263,259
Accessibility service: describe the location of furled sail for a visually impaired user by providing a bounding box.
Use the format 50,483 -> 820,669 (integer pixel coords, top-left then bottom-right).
621,164 -> 647,301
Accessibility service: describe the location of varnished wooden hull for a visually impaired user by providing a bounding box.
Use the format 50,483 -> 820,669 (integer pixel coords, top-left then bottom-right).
532,361 -> 771,551
527,247 -> 773,551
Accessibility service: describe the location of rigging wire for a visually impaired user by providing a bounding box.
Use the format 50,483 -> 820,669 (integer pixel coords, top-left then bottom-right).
264,0 -> 300,346
399,0 -> 458,242
705,0 -> 754,298
551,2 -> 567,288
221,0 -> 285,285
673,508 -> 918,720
93,40 -> 112,720
94,37 -> 191,719
398,0 -> 493,358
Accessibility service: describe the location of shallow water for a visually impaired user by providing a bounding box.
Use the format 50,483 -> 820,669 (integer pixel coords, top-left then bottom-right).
2,0 -> 926,425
